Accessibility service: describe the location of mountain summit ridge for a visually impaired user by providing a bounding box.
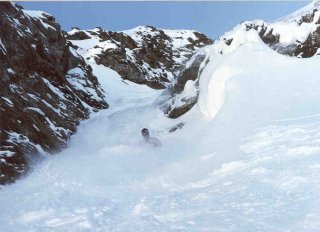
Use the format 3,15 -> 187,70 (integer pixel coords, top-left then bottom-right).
67,25 -> 212,89
161,1 -> 320,119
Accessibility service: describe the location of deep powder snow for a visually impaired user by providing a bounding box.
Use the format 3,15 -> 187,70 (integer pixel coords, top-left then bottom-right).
1,29 -> 320,231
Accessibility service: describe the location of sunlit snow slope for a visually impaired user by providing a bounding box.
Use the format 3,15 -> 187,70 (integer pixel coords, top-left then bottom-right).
2,11 -> 320,232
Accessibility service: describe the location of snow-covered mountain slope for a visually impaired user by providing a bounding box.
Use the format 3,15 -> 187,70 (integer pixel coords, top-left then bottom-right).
1,20 -> 320,230
0,3 -> 108,184
2,1 -> 320,231
162,0 -> 320,118
67,26 -> 212,89
0,3 -> 212,184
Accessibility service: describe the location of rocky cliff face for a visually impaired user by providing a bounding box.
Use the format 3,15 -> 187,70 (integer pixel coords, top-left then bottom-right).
162,1 -> 320,119
67,26 -> 212,89
0,3 -> 108,184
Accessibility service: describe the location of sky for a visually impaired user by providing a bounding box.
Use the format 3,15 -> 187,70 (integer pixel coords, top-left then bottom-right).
18,1 -> 308,39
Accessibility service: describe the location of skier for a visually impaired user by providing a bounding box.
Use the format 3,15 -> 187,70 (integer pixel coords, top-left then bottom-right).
141,128 -> 162,147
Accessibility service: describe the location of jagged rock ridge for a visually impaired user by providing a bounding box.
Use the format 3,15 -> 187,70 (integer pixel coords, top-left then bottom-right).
67,26 -> 212,89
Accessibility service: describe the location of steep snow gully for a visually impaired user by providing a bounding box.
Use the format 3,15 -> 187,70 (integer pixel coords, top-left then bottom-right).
2,28 -> 320,231
3,7 -> 320,232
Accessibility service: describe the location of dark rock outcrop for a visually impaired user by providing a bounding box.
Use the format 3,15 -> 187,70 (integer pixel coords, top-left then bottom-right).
161,51 -> 208,118
0,3 -> 108,184
244,9 -> 320,60
294,25 -> 320,57
67,26 -> 213,89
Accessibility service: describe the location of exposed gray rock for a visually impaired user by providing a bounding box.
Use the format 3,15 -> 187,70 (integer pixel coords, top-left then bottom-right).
0,3 -> 108,184
67,26 -> 213,89
160,50 -> 209,119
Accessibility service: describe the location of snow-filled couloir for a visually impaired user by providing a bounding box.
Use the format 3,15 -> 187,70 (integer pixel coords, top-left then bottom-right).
1,1 -> 320,231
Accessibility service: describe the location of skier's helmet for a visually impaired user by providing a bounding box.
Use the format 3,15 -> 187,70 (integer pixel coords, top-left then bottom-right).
141,128 -> 149,137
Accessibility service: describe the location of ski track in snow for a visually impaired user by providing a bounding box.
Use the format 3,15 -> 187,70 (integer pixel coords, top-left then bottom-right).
2,31 -> 320,231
